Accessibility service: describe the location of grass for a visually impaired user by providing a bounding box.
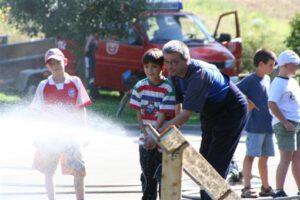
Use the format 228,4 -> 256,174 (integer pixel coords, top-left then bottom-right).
0,92 -> 21,103
88,93 -> 137,124
88,91 -> 200,124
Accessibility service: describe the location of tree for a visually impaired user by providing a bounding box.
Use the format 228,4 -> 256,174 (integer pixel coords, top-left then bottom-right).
0,0 -> 147,42
286,13 -> 300,55
0,0 -> 147,77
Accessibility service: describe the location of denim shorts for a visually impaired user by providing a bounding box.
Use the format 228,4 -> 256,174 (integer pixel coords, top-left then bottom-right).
246,132 -> 275,157
273,121 -> 300,151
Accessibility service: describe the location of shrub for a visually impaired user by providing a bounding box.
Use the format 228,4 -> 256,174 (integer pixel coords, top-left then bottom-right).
286,13 -> 300,55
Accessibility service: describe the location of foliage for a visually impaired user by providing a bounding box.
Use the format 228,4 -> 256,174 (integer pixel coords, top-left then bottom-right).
1,0 -> 295,74
286,14 -> 300,55
0,0 -> 147,78
0,0 -> 147,42
0,7 -> 34,42
183,0 -> 291,73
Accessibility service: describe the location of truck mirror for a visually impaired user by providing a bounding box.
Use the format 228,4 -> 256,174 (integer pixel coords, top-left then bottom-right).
218,33 -> 231,43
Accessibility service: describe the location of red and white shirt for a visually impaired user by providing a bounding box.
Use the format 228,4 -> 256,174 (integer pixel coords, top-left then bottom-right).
31,74 -> 91,113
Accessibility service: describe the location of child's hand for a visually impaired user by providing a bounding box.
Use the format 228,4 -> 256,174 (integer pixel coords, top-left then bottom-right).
143,135 -> 156,150
283,121 -> 295,132
248,99 -> 259,111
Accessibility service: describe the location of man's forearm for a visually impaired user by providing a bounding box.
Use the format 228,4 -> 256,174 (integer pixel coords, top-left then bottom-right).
162,109 -> 192,130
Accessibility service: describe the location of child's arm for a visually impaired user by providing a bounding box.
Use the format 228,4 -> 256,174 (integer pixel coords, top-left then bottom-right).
175,103 -> 182,116
143,112 -> 166,150
137,111 -> 156,150
137,111 -> 145,133
155,112 -> 166,130
247,98 -> 259,111
268,101 -> 295,131
77,107 -> 89,147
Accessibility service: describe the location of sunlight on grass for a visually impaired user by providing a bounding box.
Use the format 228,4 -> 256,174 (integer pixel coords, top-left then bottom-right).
0,93 -> 21,102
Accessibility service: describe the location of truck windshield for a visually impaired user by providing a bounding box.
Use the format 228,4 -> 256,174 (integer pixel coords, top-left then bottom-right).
142,13 -> 215,44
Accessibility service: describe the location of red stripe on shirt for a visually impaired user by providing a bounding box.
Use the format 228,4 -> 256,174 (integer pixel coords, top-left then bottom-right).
129,103 -> 140,110
138,85 -> 169,94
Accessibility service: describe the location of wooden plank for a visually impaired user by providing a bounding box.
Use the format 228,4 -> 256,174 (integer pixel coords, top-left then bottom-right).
161,151 -> 183,200
254,196 -> 300,200
146,125 -> 185,200
145,125 -> 240,200
146,125 -> 187,154
159,126 -> 187,154
182,145 -> 238,200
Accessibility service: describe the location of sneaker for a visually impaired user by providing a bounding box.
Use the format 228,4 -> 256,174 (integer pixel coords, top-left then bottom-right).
272,190 -> 287,198
241,187 -> 258,198
259,186 -> 273,197
228,172 -> 242,184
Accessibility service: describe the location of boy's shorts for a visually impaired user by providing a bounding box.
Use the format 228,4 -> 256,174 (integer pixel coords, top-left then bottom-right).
273,121 -> 300,151
33,145 -> 86,177
246,132 -> 275,157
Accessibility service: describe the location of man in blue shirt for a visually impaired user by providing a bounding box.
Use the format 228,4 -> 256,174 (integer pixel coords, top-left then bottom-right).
161,40 -> 248,200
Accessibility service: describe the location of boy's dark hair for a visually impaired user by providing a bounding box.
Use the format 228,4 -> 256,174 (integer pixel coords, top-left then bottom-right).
142,48 -> 164,67
253,48 -> 276,67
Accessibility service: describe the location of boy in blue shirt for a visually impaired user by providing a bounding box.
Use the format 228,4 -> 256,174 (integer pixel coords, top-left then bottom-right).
237,49 -> 276,198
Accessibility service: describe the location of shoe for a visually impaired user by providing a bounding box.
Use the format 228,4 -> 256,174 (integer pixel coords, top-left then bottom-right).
228,172 -> 242,184
272,190 -> 287,198
259,186 -> 273,197
241,187 -> 258,198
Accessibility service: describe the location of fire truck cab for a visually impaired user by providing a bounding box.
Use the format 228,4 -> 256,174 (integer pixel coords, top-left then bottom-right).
94,0 -> 242,93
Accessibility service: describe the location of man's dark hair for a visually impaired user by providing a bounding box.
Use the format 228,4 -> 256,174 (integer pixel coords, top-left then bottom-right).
142,48 -> 164,67
253,49 -> 276,67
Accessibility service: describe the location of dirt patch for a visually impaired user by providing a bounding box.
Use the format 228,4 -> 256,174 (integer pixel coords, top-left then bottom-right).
229,0 -> 300,20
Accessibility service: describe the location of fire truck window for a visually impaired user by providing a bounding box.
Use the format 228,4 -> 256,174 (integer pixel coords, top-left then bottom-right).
179,16 -> 207,43
144,15 -> 183,42
154,16 -> 183,41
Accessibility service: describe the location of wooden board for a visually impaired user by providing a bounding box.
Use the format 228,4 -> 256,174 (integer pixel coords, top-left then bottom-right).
161,151 -> 183,200
145,125 -> 240,200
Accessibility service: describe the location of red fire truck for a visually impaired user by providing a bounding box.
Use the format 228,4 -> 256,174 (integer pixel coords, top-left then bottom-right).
7,0 -> 241,98
93,0 -> 241,93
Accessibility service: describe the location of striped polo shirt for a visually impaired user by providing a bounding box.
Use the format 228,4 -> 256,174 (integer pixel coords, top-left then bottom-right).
129,77 -> 176,126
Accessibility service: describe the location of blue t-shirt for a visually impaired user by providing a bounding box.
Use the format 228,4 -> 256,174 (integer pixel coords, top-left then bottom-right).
171,59 -> 229,113
237,73 -> 273,134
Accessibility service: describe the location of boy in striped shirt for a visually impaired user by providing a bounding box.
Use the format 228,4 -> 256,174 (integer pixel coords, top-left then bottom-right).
129,48 -> 176,200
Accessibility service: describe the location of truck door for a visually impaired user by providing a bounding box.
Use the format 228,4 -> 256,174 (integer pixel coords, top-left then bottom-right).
213,11 -> 242,75
95,25 -> 145,92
